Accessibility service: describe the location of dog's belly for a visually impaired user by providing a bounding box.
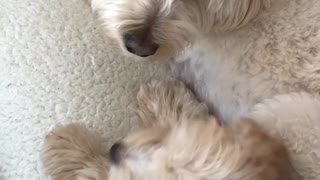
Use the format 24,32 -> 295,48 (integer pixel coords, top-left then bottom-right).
172,62 -> 267,123
170,40 -> 300,123
171,0 -> 320,122
171,56 -> 296,123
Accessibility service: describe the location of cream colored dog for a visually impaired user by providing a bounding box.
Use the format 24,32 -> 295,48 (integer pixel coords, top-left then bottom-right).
90,0 -> 320,122
41,81 -> 320,180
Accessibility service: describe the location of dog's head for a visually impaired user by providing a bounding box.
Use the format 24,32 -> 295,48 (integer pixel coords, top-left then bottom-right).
106,117 -> 290,180
106,118 -> 253,180
91,0 -> 197,60
91,0 -> 271,60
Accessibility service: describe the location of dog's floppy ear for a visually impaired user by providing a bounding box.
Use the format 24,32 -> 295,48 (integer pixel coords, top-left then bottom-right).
41,123 -> 109,180
207,0 -> 272,31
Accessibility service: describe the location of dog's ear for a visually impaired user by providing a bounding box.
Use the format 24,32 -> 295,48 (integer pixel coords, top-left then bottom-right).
41,123 -> 109,180
207,0 -> 272,31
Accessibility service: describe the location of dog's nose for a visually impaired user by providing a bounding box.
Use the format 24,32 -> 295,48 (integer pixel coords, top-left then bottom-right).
123,33 -> 159,57
109,142 -> 125,164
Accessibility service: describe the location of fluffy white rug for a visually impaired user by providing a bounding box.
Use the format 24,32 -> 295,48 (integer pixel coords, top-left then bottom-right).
0,0 -> 171,179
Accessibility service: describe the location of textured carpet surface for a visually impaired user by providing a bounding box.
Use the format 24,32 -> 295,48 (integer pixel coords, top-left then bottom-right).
0,0 -> 172,179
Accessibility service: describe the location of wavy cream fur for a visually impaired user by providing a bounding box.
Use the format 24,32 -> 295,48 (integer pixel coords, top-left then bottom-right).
90,0 -> 320,122
42,81 -> 300,180
41,123 -> 108,180
90,0 -> 270,61
248,92 -> 320,180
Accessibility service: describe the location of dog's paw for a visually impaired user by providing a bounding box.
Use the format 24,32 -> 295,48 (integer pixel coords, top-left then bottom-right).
41,123 -> 108,180
136,80 -> 208,127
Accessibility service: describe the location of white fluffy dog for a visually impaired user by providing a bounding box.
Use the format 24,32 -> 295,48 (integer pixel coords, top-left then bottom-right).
86,0 -> 320,179
90,0 -> 320,122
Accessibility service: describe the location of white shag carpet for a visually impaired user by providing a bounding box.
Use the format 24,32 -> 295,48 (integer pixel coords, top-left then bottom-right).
0,0 -> 172,179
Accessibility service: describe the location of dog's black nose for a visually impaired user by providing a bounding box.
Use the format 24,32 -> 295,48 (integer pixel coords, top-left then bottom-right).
109,142 -> 125,164
123,33 -> 159,57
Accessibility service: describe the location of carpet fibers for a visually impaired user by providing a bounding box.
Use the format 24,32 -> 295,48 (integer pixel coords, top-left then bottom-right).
0,0 -> 171,179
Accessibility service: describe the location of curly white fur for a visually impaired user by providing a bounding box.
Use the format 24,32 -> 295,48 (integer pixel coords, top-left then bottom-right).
87,1 -> 320,179
248,92 -> 320,180
41,81 -> 292,180
90,0 -> 320,122
41,81 -> 320,180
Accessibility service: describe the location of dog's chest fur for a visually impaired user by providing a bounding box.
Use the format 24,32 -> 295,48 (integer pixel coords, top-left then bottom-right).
171,0 -> 320,122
